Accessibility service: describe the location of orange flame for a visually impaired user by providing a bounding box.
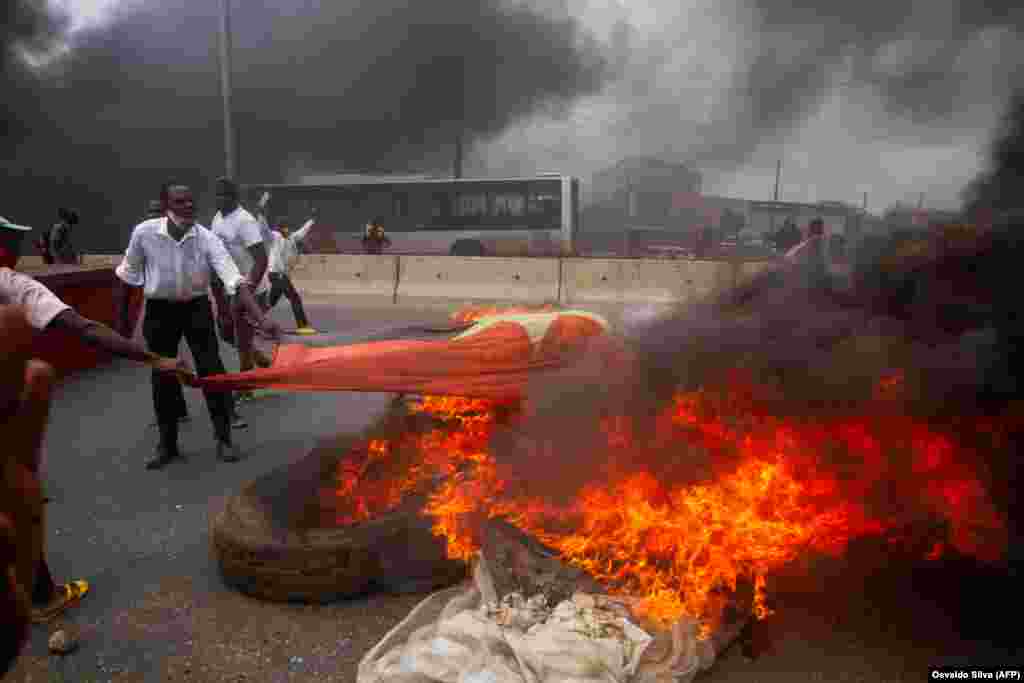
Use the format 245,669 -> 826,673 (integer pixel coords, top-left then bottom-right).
331,376 -> 1007,635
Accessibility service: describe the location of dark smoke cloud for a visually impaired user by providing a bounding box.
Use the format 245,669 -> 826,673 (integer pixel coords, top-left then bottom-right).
1,0 -> 67,139
2,0 -> 608,251
963,92 -> 1024,217
693,0 -> 1024,168
483,0 -> 1024,186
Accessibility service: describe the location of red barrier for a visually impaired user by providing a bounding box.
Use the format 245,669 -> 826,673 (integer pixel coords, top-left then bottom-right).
27,266 -> 144,378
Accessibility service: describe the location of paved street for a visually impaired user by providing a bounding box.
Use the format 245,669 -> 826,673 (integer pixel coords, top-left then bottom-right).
5,301 -> 453,682
3,299 -> 1019,682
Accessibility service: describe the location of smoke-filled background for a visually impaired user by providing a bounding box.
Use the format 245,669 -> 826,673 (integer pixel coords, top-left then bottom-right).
3,0 -> 1024,251
2,0 -> 608,251
484,0 -> 1024,207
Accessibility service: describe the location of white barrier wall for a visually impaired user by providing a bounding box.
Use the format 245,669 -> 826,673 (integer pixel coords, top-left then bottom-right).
291,255 -> 398,303
561,258 -> 746,305
19,254 -> 776,308
395,256 -> 560,305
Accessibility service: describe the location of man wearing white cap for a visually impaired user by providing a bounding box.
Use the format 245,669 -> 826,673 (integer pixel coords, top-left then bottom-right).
0,214 -> 189,624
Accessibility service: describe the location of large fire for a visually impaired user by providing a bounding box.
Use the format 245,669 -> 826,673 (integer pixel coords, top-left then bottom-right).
329,377 -> 1007,637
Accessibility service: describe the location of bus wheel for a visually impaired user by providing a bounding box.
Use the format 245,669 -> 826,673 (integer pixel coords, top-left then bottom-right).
450,240 -> 486,257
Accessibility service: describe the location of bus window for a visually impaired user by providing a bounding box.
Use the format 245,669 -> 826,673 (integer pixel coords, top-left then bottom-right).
431,192 -> 452,219
527,181 -> 561,217
527,192 -> 560,215
493,193 -> 526,217
456,193 -> 488,217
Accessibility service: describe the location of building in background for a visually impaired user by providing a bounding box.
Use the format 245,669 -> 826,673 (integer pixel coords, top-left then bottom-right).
747,200 -> 864,242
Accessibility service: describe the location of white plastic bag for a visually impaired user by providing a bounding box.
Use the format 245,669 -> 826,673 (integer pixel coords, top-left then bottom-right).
357,550 -> 718,683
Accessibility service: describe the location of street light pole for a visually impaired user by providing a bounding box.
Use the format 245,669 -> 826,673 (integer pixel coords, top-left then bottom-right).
218,0 -> 237,179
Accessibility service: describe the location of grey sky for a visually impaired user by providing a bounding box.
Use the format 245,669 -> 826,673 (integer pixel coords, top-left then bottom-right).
62,0 -> 1021,212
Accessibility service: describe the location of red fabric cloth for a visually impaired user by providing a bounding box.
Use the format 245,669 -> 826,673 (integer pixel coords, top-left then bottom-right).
196,311 -> 624,399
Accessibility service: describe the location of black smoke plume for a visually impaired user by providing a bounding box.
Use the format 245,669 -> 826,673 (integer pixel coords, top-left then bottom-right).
963,91 -> 1024,219
2,0 -> 608,251
492,226 -> 1021,568
688,0 -> 1024,168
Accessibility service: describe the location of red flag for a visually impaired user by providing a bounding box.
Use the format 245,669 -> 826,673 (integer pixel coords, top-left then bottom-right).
196,310 -> 624,399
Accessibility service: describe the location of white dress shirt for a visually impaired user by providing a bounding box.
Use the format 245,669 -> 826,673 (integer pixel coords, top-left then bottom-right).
0,266 -> 71,329
116,217 -> 246,300
211,206 -> 271,295
267,219 -> 314,275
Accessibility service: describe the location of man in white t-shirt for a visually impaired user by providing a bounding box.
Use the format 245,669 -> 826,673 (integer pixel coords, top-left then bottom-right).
0,214 -> 189,624
210,178 -> 273,381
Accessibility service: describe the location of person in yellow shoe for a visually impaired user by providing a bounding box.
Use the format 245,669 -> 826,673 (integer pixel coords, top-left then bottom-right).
0,216 -> 191,624
256,193 -> 318,335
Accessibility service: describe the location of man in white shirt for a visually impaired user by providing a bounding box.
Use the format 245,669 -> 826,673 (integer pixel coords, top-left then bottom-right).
255,193 -> 317,334
209,177 -> 273,379
0,214 -> 188,624
116,183 -> 280,469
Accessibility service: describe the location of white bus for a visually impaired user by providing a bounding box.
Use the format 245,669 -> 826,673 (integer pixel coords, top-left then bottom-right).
241,174 -> 581,257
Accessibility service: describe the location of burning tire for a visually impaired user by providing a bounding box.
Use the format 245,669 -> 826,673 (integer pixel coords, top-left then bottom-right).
210,437 -> 467,603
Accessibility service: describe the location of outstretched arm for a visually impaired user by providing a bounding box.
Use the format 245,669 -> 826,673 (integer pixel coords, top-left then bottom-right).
290,218 -> 316,245
49,309 -> 184,374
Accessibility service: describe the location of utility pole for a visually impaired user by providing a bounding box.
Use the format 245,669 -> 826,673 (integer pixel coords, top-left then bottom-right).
218,0 -> 237,179
454,132 -> 463,179
862,191 -> 868,212
917,192 -> 925,210
453,56 -> 465,179
769,159 -> 781,238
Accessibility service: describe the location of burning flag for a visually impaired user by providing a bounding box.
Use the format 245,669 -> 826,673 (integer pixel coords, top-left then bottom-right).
196,309 -> 622,400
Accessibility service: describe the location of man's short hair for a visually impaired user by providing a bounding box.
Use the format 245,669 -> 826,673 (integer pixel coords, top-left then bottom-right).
57,208 -> 79,225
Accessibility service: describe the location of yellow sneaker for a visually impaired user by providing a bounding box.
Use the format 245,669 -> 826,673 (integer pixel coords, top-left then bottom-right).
31,579 -> 90,623
294,327 -> 318,335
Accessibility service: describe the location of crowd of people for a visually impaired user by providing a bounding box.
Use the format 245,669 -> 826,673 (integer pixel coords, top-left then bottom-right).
0,179 -> 325,670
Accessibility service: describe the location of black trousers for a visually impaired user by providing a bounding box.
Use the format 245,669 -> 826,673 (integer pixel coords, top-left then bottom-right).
143,296 -> 232,446
268,272 -> 309,328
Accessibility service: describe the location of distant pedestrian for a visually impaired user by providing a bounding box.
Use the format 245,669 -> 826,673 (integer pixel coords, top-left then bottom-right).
116,182 -> 281,470
49,208 -> 80,265
256,194 -> 317,334
362,218 -> 391,255
34,231 -> 54,265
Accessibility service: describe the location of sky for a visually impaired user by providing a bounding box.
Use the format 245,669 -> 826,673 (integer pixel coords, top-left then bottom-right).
40,0 -> 1024,214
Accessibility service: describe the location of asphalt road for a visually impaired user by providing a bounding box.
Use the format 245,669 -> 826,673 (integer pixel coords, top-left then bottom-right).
5,301 -> 454,682
3,299 -> 1020,682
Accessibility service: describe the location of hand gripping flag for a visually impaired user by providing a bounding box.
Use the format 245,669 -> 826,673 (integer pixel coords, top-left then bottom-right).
196,310 -> 625,400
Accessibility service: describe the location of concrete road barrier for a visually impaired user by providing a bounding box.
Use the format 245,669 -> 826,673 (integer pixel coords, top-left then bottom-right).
562,258 -> 741,305
31,253 -> 774,311
395,256 -> 559,305
291,254 -> 399,304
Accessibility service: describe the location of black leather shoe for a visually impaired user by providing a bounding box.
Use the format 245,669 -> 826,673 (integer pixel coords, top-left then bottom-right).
146,443 -> 178,470
216,440 -> 241,462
